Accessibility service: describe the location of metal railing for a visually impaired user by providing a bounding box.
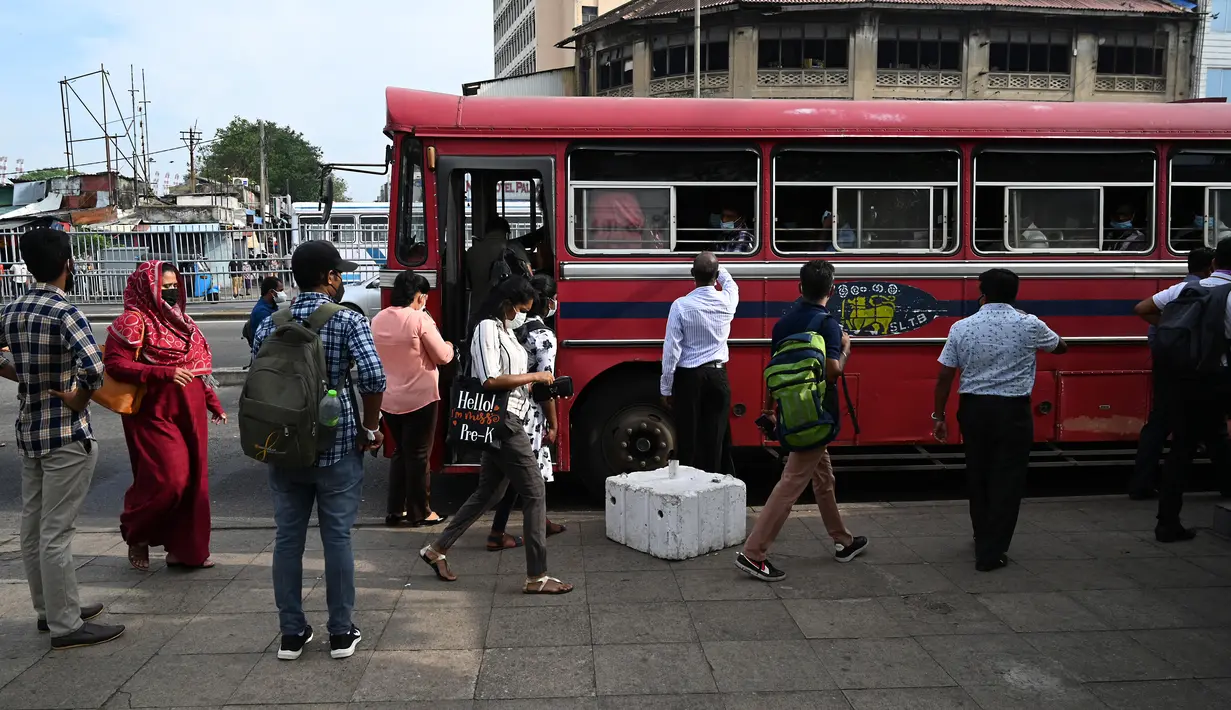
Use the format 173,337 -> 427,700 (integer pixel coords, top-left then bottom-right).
0,225 -> 386,306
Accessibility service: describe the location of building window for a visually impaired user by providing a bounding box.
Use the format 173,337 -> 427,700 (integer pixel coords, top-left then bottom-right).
581,5 -> 598,26
1097,32 -> 1165,76
651,29 -> 730,78
988,29 -> 1071,74
758,24 -> 849,70
1214,0 -> 1230,33
877,26 -> 962,71
1209,68 -> 1231,98
598,46 -> 633,91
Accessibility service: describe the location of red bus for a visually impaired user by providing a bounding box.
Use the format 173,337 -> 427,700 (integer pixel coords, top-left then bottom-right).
376,87 -> 1231,499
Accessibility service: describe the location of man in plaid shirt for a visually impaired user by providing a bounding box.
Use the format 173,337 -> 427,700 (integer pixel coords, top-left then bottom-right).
0,228 -> 125,649
251,240 -> 385,661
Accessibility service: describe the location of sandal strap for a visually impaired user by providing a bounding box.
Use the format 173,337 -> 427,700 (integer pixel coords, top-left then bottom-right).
527,575 -> 562,591
420,545 -> 446,562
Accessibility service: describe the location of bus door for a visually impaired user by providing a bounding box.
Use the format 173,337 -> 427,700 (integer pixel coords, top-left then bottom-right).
434,156 -> 555,466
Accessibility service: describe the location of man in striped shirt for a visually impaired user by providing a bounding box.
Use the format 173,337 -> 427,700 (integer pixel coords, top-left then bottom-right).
661,252 -> 738,476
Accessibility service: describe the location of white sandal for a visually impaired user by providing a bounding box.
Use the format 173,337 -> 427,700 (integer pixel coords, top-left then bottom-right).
524,575 -> 574,595
419,545 -> 454,582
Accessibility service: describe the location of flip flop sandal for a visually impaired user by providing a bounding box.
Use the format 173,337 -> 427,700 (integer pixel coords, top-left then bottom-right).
128,544 -> 150,572
546,521 -> 568,536
524,575 -> 573,595
419,546 -> 456,582
486,533 -> 524,552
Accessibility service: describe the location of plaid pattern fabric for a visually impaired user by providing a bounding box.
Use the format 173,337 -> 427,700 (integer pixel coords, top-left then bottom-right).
0,284 -> 105,457
252,292 -> 386,466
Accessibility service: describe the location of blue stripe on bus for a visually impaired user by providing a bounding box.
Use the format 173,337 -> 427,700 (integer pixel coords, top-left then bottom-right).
558,299 -> 1141,319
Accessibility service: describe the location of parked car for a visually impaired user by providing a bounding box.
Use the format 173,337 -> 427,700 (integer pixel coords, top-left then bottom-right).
340,273 -> 380,318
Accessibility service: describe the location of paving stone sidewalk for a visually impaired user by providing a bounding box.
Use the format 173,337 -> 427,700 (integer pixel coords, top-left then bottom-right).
1,495 -> 1229,710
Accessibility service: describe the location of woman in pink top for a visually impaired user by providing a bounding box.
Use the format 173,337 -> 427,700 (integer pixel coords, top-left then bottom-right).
371,271 -> 456,527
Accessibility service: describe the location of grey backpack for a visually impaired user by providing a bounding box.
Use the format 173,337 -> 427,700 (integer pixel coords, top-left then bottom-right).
238,302 -> 345,467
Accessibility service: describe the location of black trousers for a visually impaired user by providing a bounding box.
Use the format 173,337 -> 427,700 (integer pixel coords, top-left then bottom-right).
958,394 -> 1032,565
1156,386 -> 1226,526
385,403 -> 438,521
673,365 -> 735,476
1132,382 -> 1231,497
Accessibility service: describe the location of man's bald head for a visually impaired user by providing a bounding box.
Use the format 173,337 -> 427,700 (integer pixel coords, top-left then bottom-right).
692,252 -> 719,286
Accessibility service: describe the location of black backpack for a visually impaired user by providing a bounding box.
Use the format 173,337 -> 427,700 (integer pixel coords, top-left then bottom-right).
1151,281 -> 1231,378
488,246 -> 530,287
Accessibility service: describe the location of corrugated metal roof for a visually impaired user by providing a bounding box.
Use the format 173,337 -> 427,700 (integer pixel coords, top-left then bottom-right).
566,0 -> 1190,42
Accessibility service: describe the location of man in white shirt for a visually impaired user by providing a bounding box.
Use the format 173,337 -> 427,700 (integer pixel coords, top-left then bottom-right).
11,260 -> 31,294
661,252 -> 738,476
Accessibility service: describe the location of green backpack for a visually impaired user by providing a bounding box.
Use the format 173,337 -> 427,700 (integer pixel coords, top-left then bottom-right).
238,302 -> 345,467
764,313 -> 839,452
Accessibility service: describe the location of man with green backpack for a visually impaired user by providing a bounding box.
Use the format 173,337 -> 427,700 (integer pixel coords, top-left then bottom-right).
737,260 -> 868,582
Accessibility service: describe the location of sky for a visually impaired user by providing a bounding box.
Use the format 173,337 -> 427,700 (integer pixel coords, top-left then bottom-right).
0,0 -> 493,201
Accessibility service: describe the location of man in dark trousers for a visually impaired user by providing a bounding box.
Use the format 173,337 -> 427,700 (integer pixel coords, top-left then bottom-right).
932,268 -> 1067,571
660,252 -> 738,476
1130,246 -> 1229,500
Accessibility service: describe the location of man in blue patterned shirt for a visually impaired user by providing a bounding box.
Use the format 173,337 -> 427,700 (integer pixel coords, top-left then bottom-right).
252,240 -> 386,661
0,228 -> 124,649
931,268 -> 1067,572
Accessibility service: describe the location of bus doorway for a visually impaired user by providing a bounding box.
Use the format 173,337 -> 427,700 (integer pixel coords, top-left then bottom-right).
434,157 -> 554,466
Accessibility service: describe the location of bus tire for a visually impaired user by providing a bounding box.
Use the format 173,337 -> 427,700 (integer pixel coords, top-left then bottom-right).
574,373 -> 677,503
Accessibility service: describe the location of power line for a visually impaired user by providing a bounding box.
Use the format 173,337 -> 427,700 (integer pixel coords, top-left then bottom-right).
23,138 -> 217,174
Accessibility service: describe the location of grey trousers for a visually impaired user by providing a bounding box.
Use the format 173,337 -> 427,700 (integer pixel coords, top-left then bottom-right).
21,439 -> 98,637
433,421 -> 548,577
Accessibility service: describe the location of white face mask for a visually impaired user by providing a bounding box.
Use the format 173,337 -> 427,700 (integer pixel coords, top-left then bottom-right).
546,299 -> 558,318
274,290 -> 288,304
507,311 -> 528,330
721,221 -> 735,230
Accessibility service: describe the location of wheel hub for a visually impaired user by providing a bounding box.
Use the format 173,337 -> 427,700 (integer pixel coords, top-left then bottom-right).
604,406 -> 675,473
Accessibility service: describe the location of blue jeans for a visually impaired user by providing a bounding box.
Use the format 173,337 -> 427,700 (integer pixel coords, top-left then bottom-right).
269,453 -> 364,636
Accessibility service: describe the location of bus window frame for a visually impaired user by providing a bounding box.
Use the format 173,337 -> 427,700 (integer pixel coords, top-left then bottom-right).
1167,148 -> 1231,254
972,146 -> 1158,256
770,145 -> 961,257
328,214 -> 357,244
359,215 -> 388,245
395,136 -> 428,267
298,215 -> 325,242
565,144 -> 762,257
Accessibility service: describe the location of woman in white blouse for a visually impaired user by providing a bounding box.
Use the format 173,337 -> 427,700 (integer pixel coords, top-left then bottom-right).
419,277 -> 573,595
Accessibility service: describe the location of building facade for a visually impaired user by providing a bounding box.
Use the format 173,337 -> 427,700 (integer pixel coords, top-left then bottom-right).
562,0 -> 1200,103
495,0 -> 625,78
1201,0 -> 1231,97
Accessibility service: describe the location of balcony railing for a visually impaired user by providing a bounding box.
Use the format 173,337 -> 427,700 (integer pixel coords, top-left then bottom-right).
1094,74 -> 1166,93
597,85 -> 634,97
649,71 -> 730,97
757,68 -> 849,87
987,72 -> 1071,91
876,69 -> 963,89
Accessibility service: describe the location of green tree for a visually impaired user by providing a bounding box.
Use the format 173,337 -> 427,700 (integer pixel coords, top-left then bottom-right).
199,118 -> 348,203
16,168 -> 77,182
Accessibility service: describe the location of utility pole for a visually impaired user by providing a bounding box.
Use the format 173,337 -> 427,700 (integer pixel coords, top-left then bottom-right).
259,119 -> 268,219
140,70 -> 151,189
180,126 -> 202,192
694,0 -> 701,98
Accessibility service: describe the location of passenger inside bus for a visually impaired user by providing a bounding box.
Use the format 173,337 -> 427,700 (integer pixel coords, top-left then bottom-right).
464,216 -> 531,325
586,190 -> 659,251
1105,204 -> 1149,252
714,207 -> 755,254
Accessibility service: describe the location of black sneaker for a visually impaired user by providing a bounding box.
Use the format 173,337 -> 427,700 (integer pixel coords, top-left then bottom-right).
735,552 -> 786,582
277,625 -> 313,660
37,603 -> 104,633
329,625 -> 362,659
834,536 -> 869,563
1155,524 -> 1197,543
976,555 -> 1009,572
50,622 -> 125,650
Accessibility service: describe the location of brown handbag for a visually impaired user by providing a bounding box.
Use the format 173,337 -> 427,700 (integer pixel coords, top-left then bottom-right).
92,331 -> 146,416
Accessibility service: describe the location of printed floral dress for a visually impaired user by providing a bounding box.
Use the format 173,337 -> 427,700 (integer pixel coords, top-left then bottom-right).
519,316 -> 556,482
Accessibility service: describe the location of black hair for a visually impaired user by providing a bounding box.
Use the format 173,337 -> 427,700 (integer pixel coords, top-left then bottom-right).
528,273 -> 558,318
18,227 -> 72,283
488,216 -> 511,236
160,262 -> 179,276
799,259 -> 835,301
979,268 -> 1019,303
1215,236 -> 1231,271
260,276 -> 282,296
292,262 -> 328,290
483,275 -> 535,323
1188,246 -> 1216,275
390,270 -> 430,307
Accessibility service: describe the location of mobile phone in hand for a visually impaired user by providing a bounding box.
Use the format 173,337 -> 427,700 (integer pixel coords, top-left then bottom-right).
755,413 -> 776,437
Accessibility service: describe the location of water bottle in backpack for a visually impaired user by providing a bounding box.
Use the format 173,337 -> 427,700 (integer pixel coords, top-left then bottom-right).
318,389 -> 341,451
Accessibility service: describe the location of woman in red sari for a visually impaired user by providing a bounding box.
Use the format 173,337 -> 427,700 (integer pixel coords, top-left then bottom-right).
105,261 -> 226,571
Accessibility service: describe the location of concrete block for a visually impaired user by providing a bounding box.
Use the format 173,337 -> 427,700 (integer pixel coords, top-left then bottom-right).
605,463 -> 746,560
1214,502 -> 1231,538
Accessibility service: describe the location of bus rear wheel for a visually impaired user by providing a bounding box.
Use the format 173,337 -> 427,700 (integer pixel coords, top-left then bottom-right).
574,376 -> 677,503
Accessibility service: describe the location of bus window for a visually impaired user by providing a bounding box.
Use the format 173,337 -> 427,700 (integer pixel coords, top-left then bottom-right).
329,215 -> 356,244
567,146 -> 760,254
773,149 -> 958,254
395,138 -> 426,266
974,148 -> 1155,254
1169,150 -> 1231,252
360,215 -> 388,244
299,216 -> 325,242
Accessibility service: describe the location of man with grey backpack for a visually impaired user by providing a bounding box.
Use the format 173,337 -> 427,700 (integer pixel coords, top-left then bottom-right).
243,241 -> 386,661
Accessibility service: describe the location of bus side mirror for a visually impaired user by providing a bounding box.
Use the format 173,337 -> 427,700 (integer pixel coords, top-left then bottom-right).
320,173 -> 335,224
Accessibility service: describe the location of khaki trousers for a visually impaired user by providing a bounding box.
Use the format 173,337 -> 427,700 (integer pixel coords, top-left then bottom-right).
744,446 -> 852,560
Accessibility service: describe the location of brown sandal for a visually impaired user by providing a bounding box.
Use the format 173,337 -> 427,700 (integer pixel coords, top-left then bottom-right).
546,520 -> 567,536
524,575 -> 573,595
486,533 -> 524,551
128,543 -> 150,572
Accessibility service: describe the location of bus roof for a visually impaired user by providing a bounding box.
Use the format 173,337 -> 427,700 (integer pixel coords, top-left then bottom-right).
385,87 -> 1231,141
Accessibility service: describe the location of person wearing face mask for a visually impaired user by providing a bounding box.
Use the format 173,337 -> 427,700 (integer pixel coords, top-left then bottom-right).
0,228 -> 124,649
371,271 -> 455,527
105,261 -> 226,573
1107,204 -> 1148,252
486,274 -> 567,551
420,276 -> 573,595
714,207 -> 755,254
245,277 -> 285,349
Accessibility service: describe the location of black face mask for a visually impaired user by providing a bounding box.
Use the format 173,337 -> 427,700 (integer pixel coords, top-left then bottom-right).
162,288 -> 180,307
64,260 -> 76,294
330,276 -> 345,304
